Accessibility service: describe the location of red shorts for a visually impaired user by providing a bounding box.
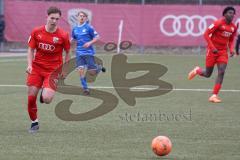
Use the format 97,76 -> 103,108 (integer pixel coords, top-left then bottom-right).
26,64 -> 61,90
206,49 -> 228,67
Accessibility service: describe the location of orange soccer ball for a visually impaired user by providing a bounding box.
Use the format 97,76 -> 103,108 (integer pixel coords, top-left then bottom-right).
151,136 -> 172,156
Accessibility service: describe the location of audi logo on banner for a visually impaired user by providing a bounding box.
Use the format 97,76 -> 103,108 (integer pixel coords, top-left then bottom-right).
160,15 -> 217,37
38,43 -> 55,51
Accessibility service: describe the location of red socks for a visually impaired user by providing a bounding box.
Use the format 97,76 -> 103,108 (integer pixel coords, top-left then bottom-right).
212,83 -> 221,95
28,96 -> 37,121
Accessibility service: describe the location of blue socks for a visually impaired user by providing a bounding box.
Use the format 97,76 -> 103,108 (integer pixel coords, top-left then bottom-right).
80,65 -> 104,90
80,77 -> 88,90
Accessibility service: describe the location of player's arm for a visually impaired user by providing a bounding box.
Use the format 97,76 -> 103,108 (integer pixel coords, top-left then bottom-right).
83,37 -> 99,48
63,33 -> 71,64
62,50 -> 70,78
26,47 -> 35,74
70,28 -> 77,55
235,34 -> 240,55
26,31 -> 37,74
204,21 -> 220,53
228,27 -> 238,57
70,37 -> 76,56
61,33 -> 71,78
83,26 -> 99,48
64,50 -> 70,63
229,23 -> 239,56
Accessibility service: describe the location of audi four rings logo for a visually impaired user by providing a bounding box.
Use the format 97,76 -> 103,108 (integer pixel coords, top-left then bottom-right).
160,15 -> 217,37
39,43 -> 55,51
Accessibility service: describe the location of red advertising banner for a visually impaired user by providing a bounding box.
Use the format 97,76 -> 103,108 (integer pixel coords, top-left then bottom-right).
4,0 -> 240,46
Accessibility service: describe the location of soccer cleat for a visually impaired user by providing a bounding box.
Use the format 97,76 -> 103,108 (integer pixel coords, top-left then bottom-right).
101,67 -> 106,73
97,65 -> 106,73
83,89 -> 90,95
28,122 -> 39,133
208,95 -> 222,103
188,66 -> 200,80
39,89 -> 44,103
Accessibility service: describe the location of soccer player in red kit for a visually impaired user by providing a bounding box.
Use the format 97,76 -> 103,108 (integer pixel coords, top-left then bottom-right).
188,6 -> 237,103
26,7 -> 70,133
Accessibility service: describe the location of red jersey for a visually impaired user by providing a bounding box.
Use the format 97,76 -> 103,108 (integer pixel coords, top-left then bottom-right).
204,18 -> 237,52
28,26 -> 70,71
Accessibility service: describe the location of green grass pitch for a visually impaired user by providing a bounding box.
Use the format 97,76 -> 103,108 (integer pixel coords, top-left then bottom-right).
0,54 -> 240,160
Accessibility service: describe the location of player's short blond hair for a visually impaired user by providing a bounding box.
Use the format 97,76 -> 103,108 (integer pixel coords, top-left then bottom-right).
77,11 -> 88,17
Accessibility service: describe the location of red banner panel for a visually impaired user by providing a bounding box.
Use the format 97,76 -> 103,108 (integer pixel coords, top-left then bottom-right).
4,0 -> 240,46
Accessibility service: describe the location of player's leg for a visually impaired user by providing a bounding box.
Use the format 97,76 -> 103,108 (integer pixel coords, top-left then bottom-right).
208,63 -> 227,103
196,66 -> 214,77
27,86 -> 40,120
188,66 -> 214,80
215,63 -> 227,93
188,49 -> 215,80
39,89 -> 44,103
40,71 -> 58,104
26,71 -> 42,133
41,88 -> 55,104
86,55 -> 106,76
77,56 -> 89,94
27,86 -> 41,133
209,53 -> 228,103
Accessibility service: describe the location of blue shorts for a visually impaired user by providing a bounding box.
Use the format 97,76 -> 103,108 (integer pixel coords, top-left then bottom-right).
76,55 -> 97,70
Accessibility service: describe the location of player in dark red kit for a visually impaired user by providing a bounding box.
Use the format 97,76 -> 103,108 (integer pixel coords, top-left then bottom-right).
188,6 -> 238,103
26,7 -> 70,133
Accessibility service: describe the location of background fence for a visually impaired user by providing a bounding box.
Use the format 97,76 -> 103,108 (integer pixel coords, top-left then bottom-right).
21,0 -> 240,5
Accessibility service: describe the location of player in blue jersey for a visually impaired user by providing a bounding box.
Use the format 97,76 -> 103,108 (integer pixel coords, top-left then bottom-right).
72,11 -> 105,95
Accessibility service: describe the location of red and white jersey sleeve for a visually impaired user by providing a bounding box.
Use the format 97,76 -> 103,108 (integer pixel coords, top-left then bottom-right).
28,26 -> 70,71
28,28 -> 38,49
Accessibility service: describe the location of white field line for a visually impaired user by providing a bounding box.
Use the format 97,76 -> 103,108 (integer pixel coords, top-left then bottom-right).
0,53 -> 205,59
0,84 -> 240,92
0,59 -> 26,63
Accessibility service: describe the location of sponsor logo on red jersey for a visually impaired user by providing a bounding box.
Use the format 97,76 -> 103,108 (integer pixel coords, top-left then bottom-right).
38,42 -> 55,51
222,31 -> 232,37
53,37 -> 59,43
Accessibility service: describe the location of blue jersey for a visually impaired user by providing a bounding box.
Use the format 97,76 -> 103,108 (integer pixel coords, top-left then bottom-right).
72,22 -> 99,56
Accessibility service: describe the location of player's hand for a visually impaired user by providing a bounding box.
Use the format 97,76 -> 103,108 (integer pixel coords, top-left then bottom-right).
83,42 -> 91,48
60,71 -> 67,79
26,65 -> 32,74
212,49 -> 218,54
230,51 -> 235,57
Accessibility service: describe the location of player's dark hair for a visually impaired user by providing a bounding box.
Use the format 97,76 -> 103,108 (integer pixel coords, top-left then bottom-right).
222,6 -> 235,16
47,6 -> 62,16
